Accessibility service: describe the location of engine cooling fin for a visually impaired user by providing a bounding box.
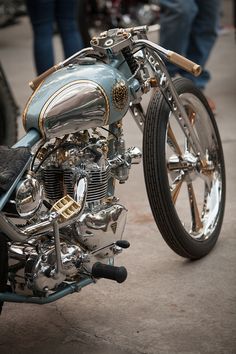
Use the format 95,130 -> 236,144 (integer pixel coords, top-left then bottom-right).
42,164 -> 111,204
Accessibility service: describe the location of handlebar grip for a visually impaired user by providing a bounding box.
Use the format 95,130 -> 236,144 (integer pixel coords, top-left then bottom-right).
167,51 -> 202,77
29,64 -> 61,91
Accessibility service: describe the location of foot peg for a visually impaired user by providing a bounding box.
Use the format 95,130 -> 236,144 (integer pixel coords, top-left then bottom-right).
116,240 -> 130,249
92,262 -> 127,283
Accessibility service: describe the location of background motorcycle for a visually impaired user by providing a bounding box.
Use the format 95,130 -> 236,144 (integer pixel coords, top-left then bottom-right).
78,0 -> 160,46
0,26 -> 225,313
0,0 -> 25,28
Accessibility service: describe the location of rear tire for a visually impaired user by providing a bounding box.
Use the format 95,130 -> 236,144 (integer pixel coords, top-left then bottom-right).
143,78 -> 226,259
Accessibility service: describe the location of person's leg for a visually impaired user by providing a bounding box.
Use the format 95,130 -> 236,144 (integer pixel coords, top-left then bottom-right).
77,0 -> 91,47
159,0 -> 198,76
55,0 -> 84,59
26,0 -> 54,75
182,0 -> 220,89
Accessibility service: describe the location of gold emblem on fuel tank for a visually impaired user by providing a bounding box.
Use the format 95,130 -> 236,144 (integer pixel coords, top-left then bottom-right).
112,80 -> 128,110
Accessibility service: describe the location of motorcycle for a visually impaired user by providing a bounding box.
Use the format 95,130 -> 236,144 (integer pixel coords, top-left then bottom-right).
0,26 -> 225,313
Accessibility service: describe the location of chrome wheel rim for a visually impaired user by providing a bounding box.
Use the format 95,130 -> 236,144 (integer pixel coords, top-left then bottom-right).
166,93 -> 223,241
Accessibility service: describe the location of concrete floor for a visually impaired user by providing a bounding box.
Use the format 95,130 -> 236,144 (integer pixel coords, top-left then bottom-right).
0,13 -> 236,354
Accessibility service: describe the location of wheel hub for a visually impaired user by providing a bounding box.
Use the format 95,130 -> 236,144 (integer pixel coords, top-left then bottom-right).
168,151 -> 200,182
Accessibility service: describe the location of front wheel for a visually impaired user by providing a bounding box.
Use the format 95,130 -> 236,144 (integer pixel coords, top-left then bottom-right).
143,78 -> 226,259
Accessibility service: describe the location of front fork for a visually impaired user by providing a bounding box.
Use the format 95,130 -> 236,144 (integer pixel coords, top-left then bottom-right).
129,45 -> 207,166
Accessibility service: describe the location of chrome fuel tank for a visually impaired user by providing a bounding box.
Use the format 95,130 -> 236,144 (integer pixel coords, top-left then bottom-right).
23,62 -> 131,139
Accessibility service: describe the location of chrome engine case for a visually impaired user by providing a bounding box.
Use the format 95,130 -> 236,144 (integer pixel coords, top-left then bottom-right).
7,130 -> 141,295
76,202 -> 127,256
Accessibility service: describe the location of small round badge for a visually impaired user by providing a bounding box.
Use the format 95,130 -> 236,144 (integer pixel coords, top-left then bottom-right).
112,80 -> 129,111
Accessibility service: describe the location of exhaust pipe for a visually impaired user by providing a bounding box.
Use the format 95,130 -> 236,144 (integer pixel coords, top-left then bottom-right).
0,211 -> 79,243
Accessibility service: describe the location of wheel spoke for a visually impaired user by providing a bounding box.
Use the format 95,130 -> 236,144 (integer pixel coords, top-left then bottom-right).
187,182 -> 203,232
198,170 -> 212,192
185,106 -> 197,151
170,175 -> 184,204
202,182 -> 210,217
167,124 -> 182,156
187,106 -> 196,125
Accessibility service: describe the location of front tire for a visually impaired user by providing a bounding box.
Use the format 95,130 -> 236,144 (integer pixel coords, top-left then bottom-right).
143,78 -> 226,259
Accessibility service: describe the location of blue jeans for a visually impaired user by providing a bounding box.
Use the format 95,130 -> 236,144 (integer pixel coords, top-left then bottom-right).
159,0 -> 220,89
26,0 -> 83,75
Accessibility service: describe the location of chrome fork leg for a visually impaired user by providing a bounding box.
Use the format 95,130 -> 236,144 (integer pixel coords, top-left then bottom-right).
129,103 -> 145,132
143,46 -> 206,163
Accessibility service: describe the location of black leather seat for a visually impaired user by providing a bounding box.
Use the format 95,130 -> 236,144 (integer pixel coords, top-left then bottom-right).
0,146 -> 31,195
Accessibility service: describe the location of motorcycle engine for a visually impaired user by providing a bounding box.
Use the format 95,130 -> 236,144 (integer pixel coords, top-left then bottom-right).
9,129 -> 141,295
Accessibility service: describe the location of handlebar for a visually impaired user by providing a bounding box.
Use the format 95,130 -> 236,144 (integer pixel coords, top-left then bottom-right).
29,64 -> 61,90
29,48 -> 95,91
29,28 -> 201,91
119,27 -> 201,77
167,51 -> 201,76
134,39 -> 201,77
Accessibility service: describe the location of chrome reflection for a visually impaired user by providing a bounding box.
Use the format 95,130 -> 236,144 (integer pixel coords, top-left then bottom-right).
15,175 -> 43,218
74,176 -> 88,211
40,81 -> 109,139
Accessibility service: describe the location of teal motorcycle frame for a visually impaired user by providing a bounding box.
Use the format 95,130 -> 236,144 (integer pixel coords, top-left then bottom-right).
0,26 -> 225,307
